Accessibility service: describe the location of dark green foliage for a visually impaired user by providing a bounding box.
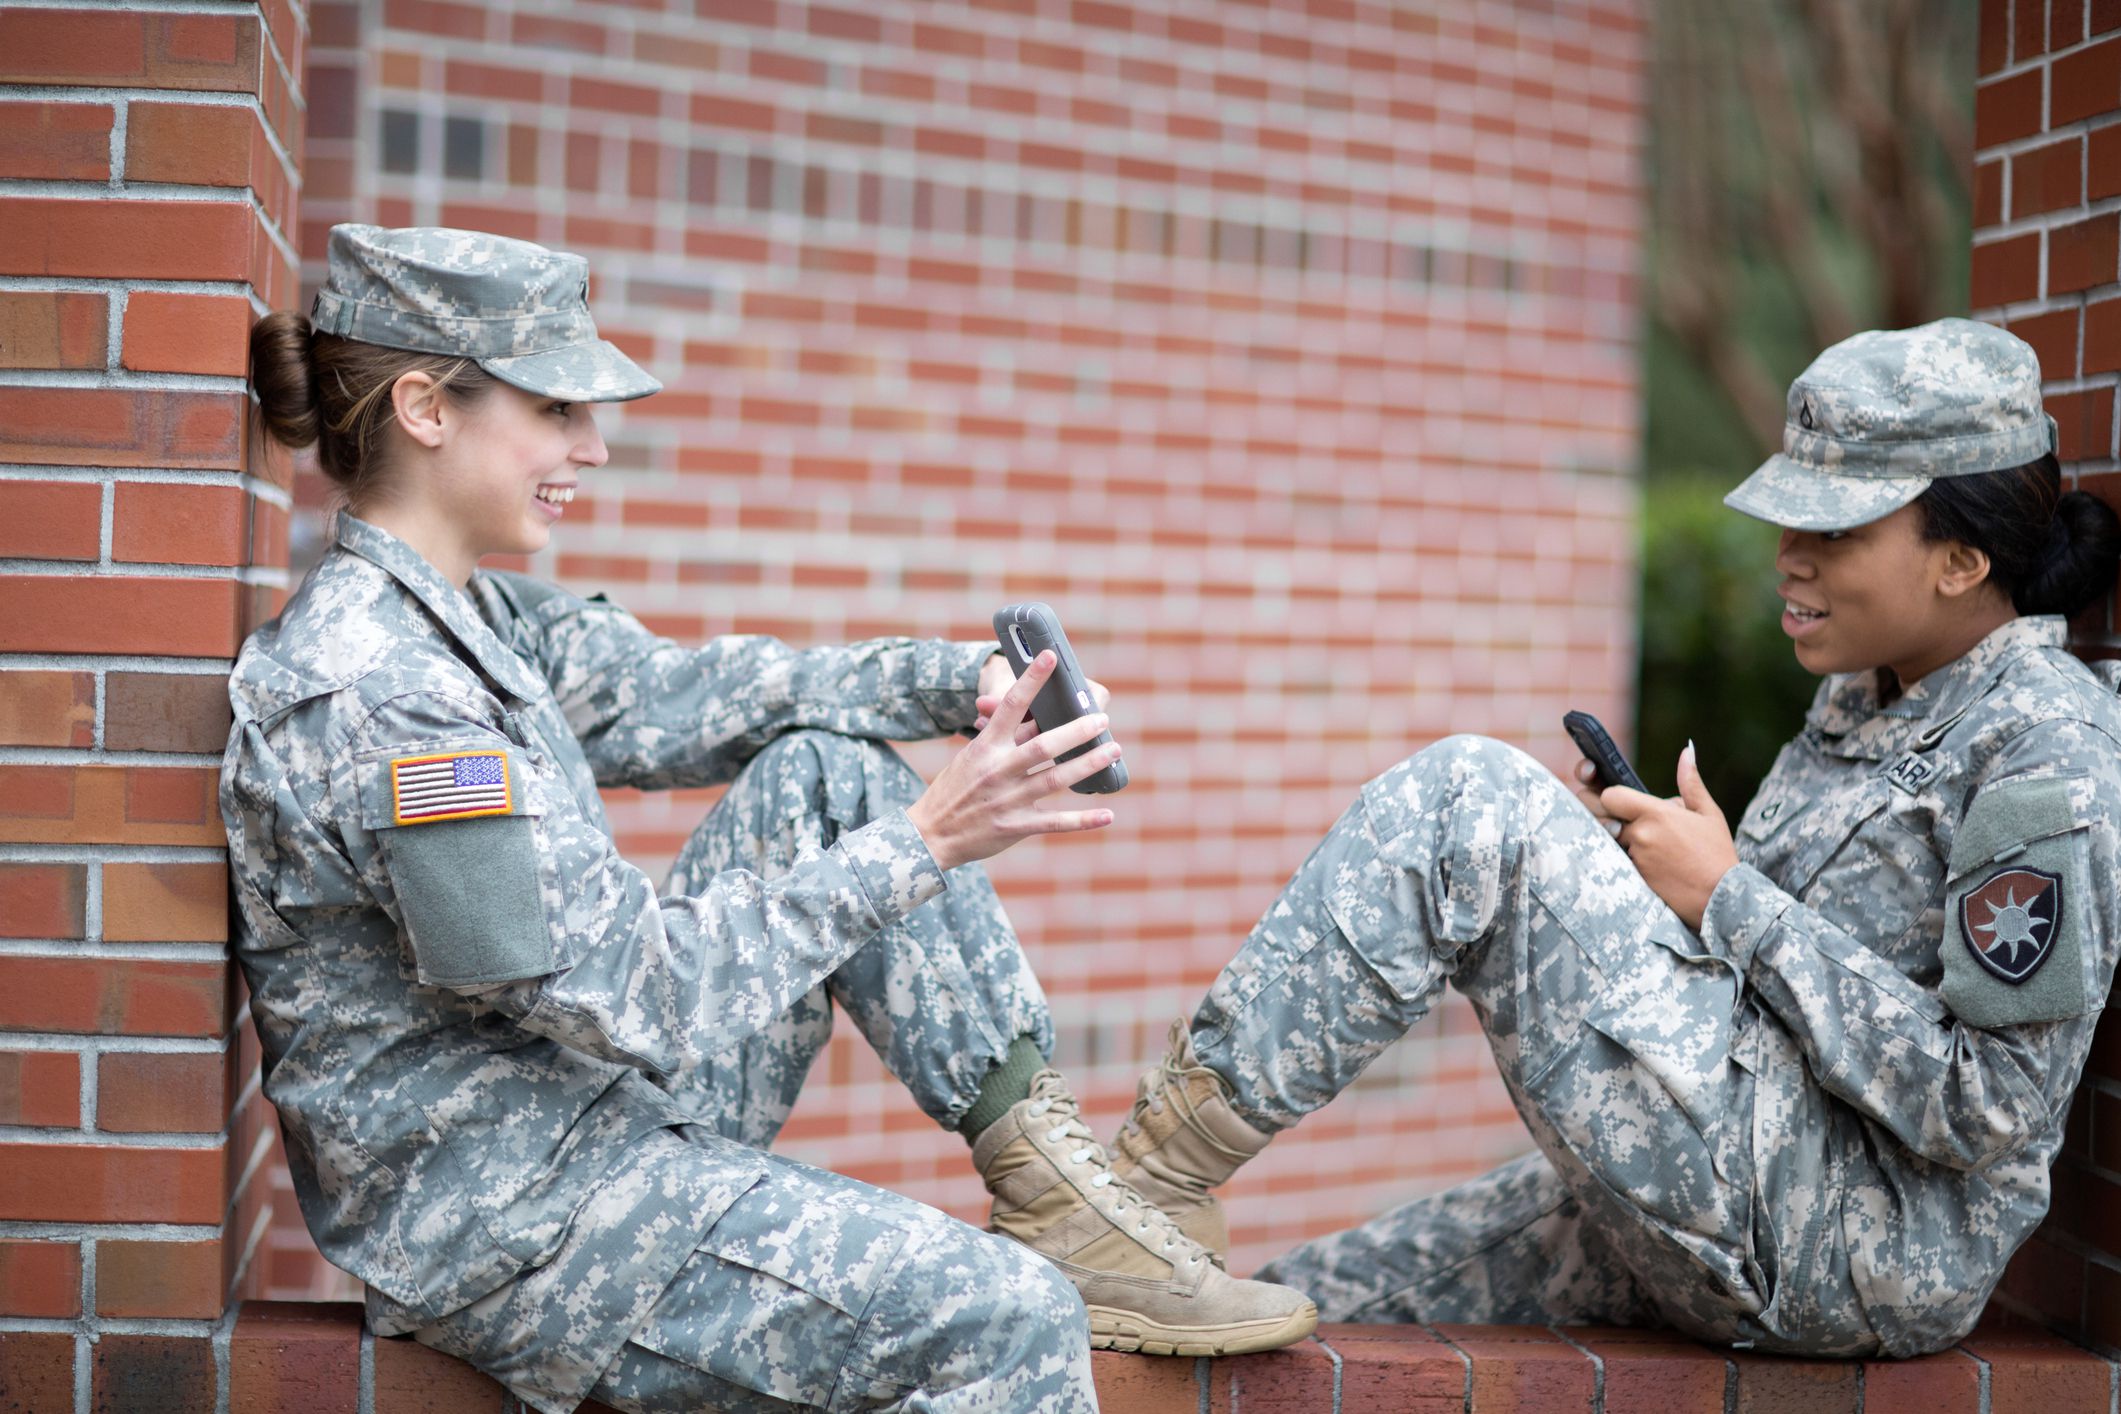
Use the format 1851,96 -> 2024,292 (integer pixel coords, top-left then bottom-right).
1635,479 -> 1818,812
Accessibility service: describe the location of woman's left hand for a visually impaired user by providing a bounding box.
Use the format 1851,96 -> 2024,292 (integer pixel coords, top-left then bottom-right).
975,654 -> 1110,739
1600,743 -> 1739,932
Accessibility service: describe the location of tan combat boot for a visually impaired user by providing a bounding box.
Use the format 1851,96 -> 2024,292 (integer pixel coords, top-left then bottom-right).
972,1069 -> 1316,1356
1108,1019 -> 1274,1262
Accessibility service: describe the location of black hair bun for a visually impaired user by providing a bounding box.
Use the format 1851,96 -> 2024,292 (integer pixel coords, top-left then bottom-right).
2019,488 -> 2121,618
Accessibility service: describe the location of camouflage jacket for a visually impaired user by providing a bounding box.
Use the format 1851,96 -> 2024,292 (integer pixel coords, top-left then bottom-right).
220,514 -> 989,1409
1701,614 -> 2121,1354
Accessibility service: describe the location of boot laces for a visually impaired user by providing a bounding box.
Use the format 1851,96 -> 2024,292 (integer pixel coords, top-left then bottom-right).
1026,1081 -> 1205,1267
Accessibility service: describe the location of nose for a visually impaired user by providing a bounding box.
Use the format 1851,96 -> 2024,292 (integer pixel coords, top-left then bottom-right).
575,406 -> 609,470
1775,527 -> 1813,578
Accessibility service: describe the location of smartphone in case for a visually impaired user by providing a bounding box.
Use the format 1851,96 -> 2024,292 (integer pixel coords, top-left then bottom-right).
992,603 -> 1128,794
1562,710 -> 1648,794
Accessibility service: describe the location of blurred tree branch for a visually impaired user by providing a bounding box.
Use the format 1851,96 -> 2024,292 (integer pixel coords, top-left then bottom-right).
1649,0 -> 1974,458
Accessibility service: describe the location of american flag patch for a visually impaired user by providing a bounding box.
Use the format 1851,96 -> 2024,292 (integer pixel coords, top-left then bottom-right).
390,750 -> 512,825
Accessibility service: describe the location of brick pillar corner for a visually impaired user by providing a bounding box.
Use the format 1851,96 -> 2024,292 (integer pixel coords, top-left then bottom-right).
1970,0 -> 2121,1358
0,3 -> 310,1409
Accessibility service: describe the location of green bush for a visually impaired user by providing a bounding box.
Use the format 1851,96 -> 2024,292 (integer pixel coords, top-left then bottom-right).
1634,477 -> 1819,812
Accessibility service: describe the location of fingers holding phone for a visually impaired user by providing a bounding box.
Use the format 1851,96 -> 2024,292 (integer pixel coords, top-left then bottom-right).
907,650 -> 1122,871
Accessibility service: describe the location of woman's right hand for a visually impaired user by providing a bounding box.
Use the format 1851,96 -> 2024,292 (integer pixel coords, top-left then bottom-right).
905,650 -> 1121,871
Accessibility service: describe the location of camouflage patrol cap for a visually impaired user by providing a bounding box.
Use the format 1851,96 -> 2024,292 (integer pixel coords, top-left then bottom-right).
1724,317 -> 2057,532
310,224 -> 660,402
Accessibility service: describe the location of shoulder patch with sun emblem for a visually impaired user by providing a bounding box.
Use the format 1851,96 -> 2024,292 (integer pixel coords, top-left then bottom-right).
1942,776 -> 2090,1030
1958,866 -> 2061,984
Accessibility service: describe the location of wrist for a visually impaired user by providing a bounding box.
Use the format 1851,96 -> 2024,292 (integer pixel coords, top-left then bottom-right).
905,799 -> 955,872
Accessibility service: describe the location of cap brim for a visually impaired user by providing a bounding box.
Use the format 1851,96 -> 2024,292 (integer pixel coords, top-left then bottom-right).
1723,454 -> 1931,532
478,339 -> 661,403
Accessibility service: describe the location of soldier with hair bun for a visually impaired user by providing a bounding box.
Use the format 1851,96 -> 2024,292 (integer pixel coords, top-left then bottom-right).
225,225 -> 1315,1414
1110,318 -> 2121,1357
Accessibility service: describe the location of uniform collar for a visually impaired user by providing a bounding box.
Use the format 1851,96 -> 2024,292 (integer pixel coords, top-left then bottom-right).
1806,615 -> 2066,754
334,513 -> 547,703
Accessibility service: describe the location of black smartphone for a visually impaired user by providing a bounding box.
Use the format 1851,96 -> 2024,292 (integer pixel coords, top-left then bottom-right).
1562,710 -> 1648,794
992,603 -> 1128,794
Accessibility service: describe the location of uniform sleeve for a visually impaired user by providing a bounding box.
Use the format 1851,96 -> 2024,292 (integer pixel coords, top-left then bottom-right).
347,690 -> 948,1074
489,573 -> 992,789
1701,723 -> 2121,1173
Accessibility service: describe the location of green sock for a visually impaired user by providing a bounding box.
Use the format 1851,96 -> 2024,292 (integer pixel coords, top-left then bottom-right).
957,1035 -> 1046,1144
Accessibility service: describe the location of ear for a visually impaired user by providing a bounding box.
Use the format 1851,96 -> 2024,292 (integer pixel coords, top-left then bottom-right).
389,371 -> 446,449
1934,538 -> 1994,600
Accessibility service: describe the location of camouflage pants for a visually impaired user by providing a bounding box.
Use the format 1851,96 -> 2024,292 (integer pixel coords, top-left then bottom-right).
1205,736 -> 1806,1345
586,730 -> 1093,1413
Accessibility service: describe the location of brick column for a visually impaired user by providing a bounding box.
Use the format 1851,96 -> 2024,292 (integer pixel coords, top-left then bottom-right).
1971,0 -> 2121,1357
0,4 -> 307,1409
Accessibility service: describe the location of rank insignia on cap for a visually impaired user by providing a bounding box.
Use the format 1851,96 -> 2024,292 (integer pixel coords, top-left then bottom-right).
390,750 -> 512,825
1958,866 -> 2061,985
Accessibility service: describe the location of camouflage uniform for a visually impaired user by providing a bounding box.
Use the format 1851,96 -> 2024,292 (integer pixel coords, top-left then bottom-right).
225,223 -> 1096,1411
1195,320 -> 2120,1356
224,513 -> 1091,1412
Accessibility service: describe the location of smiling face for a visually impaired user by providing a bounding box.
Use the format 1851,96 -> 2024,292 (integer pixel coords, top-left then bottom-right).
1775,501 -> 2014,687
364,373 -> 608,584
436,381 -> 604,559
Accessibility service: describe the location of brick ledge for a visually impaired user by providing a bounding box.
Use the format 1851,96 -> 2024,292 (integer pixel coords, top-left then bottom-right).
176,1301 -> 2117,1412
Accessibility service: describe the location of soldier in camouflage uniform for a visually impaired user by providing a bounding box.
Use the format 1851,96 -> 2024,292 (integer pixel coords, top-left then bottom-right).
224,226 -> 1310,1414
1110,318 -> 2121,1356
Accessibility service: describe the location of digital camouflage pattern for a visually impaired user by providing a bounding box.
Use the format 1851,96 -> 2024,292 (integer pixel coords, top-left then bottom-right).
1195,616 -> 2121,1355
222,513 -> 1093,1413
311,224 -> 661,401
1724,318 -> 2059,532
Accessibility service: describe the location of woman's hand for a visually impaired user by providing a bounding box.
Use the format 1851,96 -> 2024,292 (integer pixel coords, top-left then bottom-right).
974,653 -> 1110,738
1594,743 -> 1739,931
909,651 -> 1121,871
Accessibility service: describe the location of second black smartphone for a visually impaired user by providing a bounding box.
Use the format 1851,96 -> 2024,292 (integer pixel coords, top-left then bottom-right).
1562,710 -> 1648,794
992,603 -> 1128,794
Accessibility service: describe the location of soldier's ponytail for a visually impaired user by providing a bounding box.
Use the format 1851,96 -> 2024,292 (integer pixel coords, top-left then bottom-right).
1917,454 -> 2121,618
247,311 -> 497,508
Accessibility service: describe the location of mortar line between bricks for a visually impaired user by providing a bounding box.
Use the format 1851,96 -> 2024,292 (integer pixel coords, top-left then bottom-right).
0,746 -> 226,766
0,1034 -> 228,1054
1549,1325 -> 1605,1411
0,367 -> 248,392
0,177 -> 256,203
1195,1354 -> 1210,1414
1854,1359 -> 1864,1410
212,1298 -> 238,1414
73,1329 -> 87,1414
0,1124 -> 228,1148
0,556 -> 250,578
1420,1323 -> 1474,1413
0,276 -> 255,298
1962,1345 -> 1992,1414
1723,1356 -> 1737,1414
0,939 -> 230,962
360,1326 -> 376,1414
0,843 -> 227,864
1309,1333 -> 1342,1414
1974,196 -> 2121,243
0,650 -> 236,671
0,1221 -> 218,1241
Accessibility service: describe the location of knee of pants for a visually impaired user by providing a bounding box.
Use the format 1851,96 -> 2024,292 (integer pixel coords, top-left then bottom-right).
741,729 -> 926,829
1393,733 -> 1536,790
861,1226 -> 1089,1396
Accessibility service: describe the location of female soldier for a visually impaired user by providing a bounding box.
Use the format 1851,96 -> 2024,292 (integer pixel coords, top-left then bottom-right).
1107,318 -> 2121,1356
223,225 -> 1312,1414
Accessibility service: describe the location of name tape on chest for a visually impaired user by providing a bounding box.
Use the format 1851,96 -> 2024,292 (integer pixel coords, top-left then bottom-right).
390,750 -> 512,825
1886,752 -> 1939,794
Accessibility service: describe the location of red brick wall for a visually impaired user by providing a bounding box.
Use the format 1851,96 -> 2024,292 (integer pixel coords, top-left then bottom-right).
1972,0 -> 2121,1357
0,0 -> 315,1402
267,0 -> 1649,1288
